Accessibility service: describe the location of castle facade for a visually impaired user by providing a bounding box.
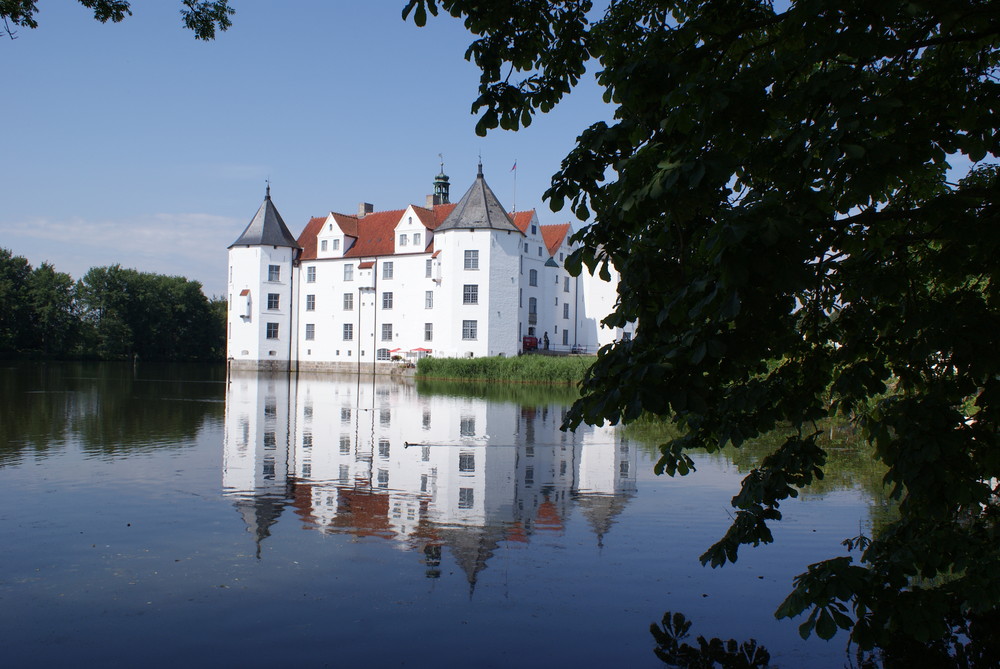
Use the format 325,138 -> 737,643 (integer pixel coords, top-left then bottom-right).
227,165 -> 628,371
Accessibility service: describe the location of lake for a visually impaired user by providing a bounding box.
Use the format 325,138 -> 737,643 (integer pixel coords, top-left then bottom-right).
0,362 -> 877,667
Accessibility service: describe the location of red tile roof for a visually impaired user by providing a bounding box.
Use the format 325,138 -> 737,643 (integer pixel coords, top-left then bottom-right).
239,289 -> 250,296
298,204 -> 457,261
358,260 -> 375,269
296,216 -> 326,261
511,210 -> 535,234
541,223 -> 571,257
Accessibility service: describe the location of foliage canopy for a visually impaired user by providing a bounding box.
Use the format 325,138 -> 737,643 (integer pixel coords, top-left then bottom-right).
406,0 -> 1000,654
0,0 -> 234,40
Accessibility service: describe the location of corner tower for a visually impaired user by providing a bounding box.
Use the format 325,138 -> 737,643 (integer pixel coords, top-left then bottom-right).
227,186 -> 302,371
434,164 -> 524,358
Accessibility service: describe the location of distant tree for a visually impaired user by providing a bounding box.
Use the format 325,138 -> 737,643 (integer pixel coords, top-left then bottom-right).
76,265 -> 134,359
27,262 -> 78,356
76,265 -> 223,361
406,0 -> 1000,654
1,0 -> 234,41
0,248 -> 33,353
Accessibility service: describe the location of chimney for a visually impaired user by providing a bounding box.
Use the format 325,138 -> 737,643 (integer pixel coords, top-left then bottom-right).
426,194 -> 437,208
358,202 -> 374,217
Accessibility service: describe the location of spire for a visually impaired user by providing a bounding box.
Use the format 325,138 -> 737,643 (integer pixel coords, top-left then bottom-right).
433,154 -> 450,205
436,163 -> 521,234
229,187 -> 302,249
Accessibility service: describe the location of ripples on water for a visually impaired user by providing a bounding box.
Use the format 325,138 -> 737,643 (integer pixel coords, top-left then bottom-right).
0,362 -> 877,668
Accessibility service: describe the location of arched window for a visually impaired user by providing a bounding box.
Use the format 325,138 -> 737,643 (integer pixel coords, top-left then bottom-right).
377,348 -> 391,361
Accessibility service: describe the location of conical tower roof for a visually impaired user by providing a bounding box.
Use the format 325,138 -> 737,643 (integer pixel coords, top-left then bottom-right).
436,164 -> 522,234
229,186 -> 301,249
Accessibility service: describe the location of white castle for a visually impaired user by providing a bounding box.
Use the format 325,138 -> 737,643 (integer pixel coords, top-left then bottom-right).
226,164 -> 630,371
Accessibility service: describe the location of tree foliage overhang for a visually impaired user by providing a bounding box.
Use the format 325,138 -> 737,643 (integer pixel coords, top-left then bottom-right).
1,0 -> 234,41
406,0 -> 1000,651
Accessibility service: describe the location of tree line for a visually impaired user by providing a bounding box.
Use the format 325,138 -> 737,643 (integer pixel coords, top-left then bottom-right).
0,248 -> 225,361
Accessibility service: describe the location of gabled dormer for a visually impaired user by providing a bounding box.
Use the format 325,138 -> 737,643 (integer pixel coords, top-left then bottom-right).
393,206 -> 430,253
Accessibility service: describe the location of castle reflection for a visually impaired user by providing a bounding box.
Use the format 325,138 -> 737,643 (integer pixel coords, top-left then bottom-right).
223,371 -> 637,586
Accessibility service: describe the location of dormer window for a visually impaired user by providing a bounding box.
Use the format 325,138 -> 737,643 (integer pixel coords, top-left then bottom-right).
333,239 -> 340,250
413,232 -> 421,246
531,224 -> 537,235
399,234 -> 408,247
321,240 -> 328,252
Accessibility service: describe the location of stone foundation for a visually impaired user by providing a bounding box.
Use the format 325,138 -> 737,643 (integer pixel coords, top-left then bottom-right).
229,358 -> 415,377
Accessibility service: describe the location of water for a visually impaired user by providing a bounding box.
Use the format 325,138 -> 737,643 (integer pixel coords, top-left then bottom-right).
0,362 -> 875,667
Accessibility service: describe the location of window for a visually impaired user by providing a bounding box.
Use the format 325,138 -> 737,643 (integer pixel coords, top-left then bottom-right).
321,239 -> 328,251
339,464 -> 350,482
563,303 -> 569,319
413,232 -> 421,246
340,436 -> 351,454
459,452 -> 475,472
306,294 -> 315,311
267,293 -> 279,310
333,238 -> 340,250
303,432 -> 312,449
343,293 -> 353,310
524,242 -> 529,253
268,265 -> 280,281
425,290 -> 433,308
424,323 -> 433,341
462,320 -> 477,340
560,252 -> 564,261
531,224 -> 537,235
377,348 -> 391,361
463,284 -> 478,305
305,324 -> 315,340
306,266 -> 316,283
266,322 -> 279,339
538,246 -> 542,256
344,264 -> 353,281
399,234 -> 408,247
383,261 -> 393,279
425,258 -> 432,277
381,323 -> 392,341
343,323 -> 353,341
379,440 -> 390,458
341,407 -> 351,422
458,488 -> 474,509
529,269 -> 538,286
380,409 -> 390,426
564,276 -> 570,292
528,297 -> 537,314
382,292 -> 393,309
377,469 -> 389,488
422,445 -> 431,461
562,329 -> 569,346
464,249 -> 478,270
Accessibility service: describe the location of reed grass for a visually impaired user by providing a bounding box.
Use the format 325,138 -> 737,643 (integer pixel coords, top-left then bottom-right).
416,354 -> 593,384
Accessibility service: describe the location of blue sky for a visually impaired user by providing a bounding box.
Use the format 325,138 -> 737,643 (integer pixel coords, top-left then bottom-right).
3,1 -> 611,296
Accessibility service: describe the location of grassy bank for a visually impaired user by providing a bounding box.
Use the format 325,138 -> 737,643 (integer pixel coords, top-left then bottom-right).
416,354 -> 594,384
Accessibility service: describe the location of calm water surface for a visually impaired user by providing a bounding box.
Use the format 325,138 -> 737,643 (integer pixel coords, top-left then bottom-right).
0,363 -> 874,667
